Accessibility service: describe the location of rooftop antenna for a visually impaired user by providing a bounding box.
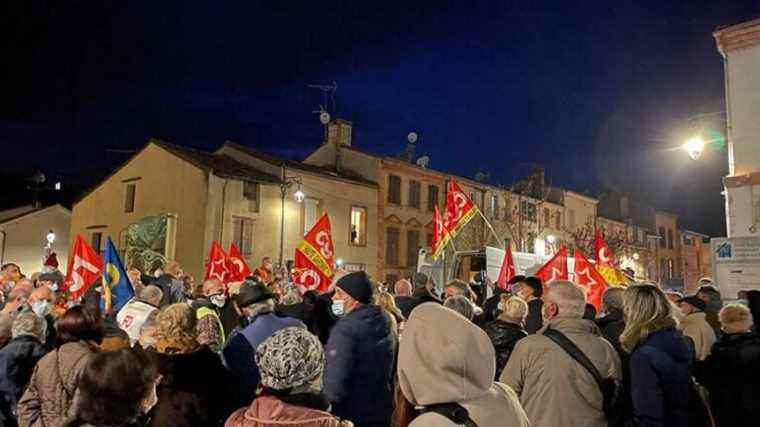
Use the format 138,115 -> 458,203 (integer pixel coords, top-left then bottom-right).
308,82 -> 338,141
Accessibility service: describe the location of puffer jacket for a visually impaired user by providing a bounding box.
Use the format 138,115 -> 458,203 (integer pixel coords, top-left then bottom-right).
324,305 -> 396,426
399,303 -> 529,427
225,394 -> 346,427
0,335 -> 47,422
679,312 -> 717,361
16,341 -> 98,427
482,320 -> 527,380
500,317 -> 621,427
694,331 -> 760,427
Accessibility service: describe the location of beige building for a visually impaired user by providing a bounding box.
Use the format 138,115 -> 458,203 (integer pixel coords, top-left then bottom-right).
679,230 -> 711,293
71,140 -> 378,281
0,204 -> 71,275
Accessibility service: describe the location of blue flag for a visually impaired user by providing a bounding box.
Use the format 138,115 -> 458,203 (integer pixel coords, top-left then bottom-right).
100,236 -> 134,314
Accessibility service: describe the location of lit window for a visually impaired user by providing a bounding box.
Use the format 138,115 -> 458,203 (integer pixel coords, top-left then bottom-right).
350,206 -> 367,246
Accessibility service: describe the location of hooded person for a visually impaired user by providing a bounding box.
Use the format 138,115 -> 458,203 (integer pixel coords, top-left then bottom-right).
225,327 -> 352,427
397,302 -> 529,427
324,271 -> 396,427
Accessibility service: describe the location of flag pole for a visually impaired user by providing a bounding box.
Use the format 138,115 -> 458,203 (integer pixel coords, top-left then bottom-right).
477,209 -> 503,248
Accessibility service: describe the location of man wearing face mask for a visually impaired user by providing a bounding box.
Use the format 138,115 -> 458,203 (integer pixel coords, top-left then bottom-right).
193,279 -> 232,352
324,271 -> 396,427
221,280 -> 305,403
28,286 -> 57,349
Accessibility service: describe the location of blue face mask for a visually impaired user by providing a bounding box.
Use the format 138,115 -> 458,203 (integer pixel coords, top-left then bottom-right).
331,299 -> 345,317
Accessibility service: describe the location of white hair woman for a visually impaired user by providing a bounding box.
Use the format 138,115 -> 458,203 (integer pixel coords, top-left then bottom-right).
483,294 -> 528,379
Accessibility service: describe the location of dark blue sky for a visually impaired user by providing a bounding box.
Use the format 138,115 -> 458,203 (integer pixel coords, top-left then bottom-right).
2,1 -> 759,236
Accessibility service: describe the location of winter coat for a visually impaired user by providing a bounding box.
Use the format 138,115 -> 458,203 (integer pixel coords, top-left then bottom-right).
399,303 -> 529,427
628,327 -> 692,427
481,287 -> 508,324
679,312 -> 717,361
393,296 -> 421,320
523,299 -> 543,334
221,312 -> 304,403
595,309 -> 633,422
276,302 -> 314,327
482,320 -> 527,380
225,394 -> 346,427
694,332 -> 760,427
310,293 -> 337,345
152,275 -> 186,307
0,335 -> 47,421
324,305 -> 396,426
17,341 -> 97,427
148,346 -> 246,427
500,317 -> 622,427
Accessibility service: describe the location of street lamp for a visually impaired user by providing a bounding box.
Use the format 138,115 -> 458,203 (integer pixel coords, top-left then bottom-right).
279,176 -> 305,268
683,136 -> 706,160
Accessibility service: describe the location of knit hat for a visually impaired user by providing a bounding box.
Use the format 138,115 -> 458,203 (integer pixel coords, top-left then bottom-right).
256,327 -> 325,390
336,271 -> 373,304
236,280 -> 275,307
678,295 -> 706,311
44,253 -> 59,269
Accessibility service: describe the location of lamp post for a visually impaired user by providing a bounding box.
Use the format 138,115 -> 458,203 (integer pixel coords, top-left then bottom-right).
279,175 -> 305,268
45,230 -> 55,257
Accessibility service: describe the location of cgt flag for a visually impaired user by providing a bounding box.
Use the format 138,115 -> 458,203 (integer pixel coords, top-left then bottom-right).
101,236 -> 134,314
573,249 -> 608,311
534,246 -> 569,292
293,213 -> 335,293
496,245 -> 516,290
204,241 -> 230,284
594,230 -> 633,286
431,205 -> 451,259
227,243 -> 252,282
65,234 -> 103,301
443,179 -> 479,240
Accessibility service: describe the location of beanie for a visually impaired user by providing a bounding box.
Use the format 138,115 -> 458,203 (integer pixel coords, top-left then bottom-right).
44,253 -> 59,268
336,271 -> 373,304
256,327 -> 324,390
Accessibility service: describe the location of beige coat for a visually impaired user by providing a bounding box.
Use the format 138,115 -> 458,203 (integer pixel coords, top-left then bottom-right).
679,311 -> 716,361
398,303 -> 529,427
500,317 -> 621,427
17,341 -> 96,427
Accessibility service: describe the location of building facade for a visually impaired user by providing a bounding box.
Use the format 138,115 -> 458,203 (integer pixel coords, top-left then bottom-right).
0,204 -> 70,275
679,230 -> 711,293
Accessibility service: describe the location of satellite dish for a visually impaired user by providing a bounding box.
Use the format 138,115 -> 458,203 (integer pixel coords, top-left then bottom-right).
319,111 -> 331,125
416,155 -> 430,168
407,131 -> 418,144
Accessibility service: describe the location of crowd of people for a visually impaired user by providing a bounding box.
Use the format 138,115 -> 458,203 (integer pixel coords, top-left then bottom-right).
1,256 -> 760,427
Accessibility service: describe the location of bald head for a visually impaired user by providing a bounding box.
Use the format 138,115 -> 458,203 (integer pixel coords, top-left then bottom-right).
394,279 -> 412,296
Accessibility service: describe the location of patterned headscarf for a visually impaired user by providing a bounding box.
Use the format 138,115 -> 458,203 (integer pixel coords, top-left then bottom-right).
256,327 -> 325,390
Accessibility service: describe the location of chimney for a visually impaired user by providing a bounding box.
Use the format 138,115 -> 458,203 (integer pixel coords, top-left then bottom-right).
325,119 -> 352,172
620,196 -> 630,218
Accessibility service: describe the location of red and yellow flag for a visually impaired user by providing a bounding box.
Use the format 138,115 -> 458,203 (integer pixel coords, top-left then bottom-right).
594,230 -> 633,286
443,179 -> 479,239
431,205 -> 451,259
573,249 -> 608,311
293,213 -> 335,293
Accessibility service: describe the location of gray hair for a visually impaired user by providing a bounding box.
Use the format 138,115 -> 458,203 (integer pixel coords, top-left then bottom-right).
139,285 -> 164,306
602,287 -> 625,313
500,296 -> 529,324
12,312 -> 47,342
545,280 -> 587,318
444,295 -> 474,320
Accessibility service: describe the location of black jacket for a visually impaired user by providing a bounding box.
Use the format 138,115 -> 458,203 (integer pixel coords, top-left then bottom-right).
324,305 -> 396,425
394,296 -> 421,320
482,287 -> 509,324
482,320 -> 526,379
694,332 -> 760,427
275,302 -> 314,327
524,299 -> 544,334
596,310 -> 632,424
0,335 -> 47,421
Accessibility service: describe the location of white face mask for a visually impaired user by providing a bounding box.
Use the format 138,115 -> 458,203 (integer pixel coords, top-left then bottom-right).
210,294 -> 226,308
49,283 -> 59,292
331,299 -> 345,317
32,301 -> 51,317
497,301 -> 505,312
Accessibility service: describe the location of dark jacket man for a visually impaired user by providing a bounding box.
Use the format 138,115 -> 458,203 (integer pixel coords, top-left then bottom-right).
483,319 -> 526,380
0,334 -> 46,422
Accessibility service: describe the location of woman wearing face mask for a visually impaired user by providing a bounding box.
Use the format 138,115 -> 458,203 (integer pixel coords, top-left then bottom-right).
62,348 -> 160,427
482,294 -> 529,380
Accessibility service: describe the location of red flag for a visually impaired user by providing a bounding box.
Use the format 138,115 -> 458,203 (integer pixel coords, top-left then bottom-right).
443,179 -> 479,239
204,241 -> 230,283
534,246 -> 569,290
431,206 -> 451,259
496,245 -> 516,290
293,213 -> 335,293
64,235 -> 104,301
227,243 -> 252,282
573,249 -> 609,311
594,229 -> 616,267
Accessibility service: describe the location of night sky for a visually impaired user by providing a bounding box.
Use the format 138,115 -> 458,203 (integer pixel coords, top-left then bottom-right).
3,1 -> 759,237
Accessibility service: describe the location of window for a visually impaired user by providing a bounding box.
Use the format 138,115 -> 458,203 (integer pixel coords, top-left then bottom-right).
427,185 -> 439,212
407,230 -> 420,268
388,175 -> 401,204
232,217 -> 254,256
243,182 -> 259,212
408,180 -> 421,208
667,229 -> 674,249
490,195 -> 499,218
303,198 -> 322,234
568,209 -> 576,229
555,212 -> 562,229
521,200 -> 537,222
124,184 -> 136,213
658,227 -> 666,248
350,206 -> 367,246
386,227 -> 400,266
543,208 -> 550,228
91,232 -> 103,254
667,258 -> 674,279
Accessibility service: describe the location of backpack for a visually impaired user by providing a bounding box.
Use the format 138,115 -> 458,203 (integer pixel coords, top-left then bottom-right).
419,403 -> 478,427
543,328 -> 621,425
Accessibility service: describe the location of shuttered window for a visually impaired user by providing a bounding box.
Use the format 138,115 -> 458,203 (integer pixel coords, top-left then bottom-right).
388,175 -> 401,204
386,227 -> 400,266
407,230 -> 420,267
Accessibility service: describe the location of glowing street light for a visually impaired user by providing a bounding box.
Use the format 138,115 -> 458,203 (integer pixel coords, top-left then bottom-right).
546,234 -> 556,244
683,136 -> 706,160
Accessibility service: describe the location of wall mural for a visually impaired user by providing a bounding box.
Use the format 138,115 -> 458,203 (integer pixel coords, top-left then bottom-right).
123,214 -> 168,274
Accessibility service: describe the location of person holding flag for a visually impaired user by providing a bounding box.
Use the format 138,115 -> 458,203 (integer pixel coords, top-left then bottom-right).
100,237 -> 135,315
